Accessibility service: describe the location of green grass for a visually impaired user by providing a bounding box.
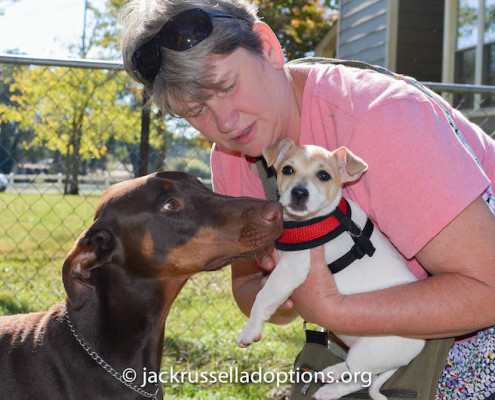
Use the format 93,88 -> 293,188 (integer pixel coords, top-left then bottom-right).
0,192 -> 303,399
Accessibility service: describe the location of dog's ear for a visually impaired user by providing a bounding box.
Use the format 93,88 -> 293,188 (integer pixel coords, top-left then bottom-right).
62,228 -> 115,311
333,147 -> 368,183
262,139 -> 295,169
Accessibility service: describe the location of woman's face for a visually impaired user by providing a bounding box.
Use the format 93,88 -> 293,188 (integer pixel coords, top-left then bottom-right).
182,48 -> 300,157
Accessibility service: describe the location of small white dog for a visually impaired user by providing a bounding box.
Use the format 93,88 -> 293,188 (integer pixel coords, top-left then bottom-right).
236,139 -> 425,400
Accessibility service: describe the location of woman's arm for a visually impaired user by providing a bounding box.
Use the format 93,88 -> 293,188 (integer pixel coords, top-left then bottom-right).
289,196 -> 495,338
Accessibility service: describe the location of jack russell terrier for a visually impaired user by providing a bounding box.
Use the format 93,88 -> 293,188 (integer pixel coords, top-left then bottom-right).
236,139 -> 425,400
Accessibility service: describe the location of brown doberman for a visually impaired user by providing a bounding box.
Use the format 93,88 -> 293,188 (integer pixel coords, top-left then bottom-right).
0,171 -> 282,400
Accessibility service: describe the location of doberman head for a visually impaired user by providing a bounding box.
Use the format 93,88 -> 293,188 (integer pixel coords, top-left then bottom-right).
62,171 -> 283,322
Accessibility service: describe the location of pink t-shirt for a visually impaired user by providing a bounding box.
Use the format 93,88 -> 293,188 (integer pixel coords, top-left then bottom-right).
211,63 -> 495,279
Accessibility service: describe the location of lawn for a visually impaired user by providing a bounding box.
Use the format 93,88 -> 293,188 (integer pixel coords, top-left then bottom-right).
0,192 -> 303,399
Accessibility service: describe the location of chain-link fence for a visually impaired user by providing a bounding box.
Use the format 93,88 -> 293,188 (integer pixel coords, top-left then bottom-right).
1,54 -> 495,399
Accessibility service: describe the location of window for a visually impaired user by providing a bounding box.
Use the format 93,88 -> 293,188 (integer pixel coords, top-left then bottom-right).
455,0 -> 495,108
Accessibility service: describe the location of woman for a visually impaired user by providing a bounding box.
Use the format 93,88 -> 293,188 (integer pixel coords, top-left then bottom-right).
120,0 -> 495,397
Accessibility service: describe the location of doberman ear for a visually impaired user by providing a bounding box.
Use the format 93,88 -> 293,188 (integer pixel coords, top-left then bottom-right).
333,147 -> 368,183
262,139 -> 295,169
62,228 -> 115,311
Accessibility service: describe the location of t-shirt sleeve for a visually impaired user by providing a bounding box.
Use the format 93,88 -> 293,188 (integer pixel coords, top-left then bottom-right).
210,143 -> 228,195
348,98 -> 490,259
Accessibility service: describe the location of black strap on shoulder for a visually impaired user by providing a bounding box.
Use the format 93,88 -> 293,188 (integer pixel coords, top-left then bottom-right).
287,56 -> 385,74
327,217 -> 375,274
255,157 -> 279,201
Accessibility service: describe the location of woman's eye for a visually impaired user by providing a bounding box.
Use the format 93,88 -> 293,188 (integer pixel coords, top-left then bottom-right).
317,170 -> 331,182
192,106 -> 206,118
163,199 -> 180,211
282,165 -> 294,175
225,80 -> 237,92
218,80 -> 237,98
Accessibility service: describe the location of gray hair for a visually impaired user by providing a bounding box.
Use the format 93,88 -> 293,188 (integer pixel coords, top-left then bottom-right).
119,0 -> 262,116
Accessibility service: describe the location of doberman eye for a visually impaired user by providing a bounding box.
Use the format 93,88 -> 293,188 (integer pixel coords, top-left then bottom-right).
162,199 -> 181,211
282,165 -> 294,175
317,170 -> 331,182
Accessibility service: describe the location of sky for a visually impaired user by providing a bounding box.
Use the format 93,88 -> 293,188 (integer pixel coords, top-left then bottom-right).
0,0 -> 108,59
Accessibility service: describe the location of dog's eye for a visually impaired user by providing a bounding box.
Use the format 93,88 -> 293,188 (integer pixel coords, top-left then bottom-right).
163,199 -> 181,211
317,170 -> 331,182
282,166 -> 294,175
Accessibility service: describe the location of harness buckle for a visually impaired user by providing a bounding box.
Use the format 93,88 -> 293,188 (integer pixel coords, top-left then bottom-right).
351,243 -> 366,259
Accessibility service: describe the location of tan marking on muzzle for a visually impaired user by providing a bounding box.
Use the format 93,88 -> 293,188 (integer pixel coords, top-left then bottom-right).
141,231 -> 155,261
163,226 -> 230,275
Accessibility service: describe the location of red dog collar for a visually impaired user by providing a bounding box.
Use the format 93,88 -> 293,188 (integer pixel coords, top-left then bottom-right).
275,197 -> 376,274
275,198 -> 349,251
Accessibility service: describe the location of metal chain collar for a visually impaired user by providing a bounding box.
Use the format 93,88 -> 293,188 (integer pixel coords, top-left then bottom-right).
65,312 -> 160,399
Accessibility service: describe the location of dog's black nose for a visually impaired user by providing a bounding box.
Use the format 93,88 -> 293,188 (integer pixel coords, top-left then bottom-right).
291,186 -> 309,205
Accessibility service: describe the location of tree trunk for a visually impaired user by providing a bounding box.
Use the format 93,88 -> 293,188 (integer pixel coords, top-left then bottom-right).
138,91 -> 150,177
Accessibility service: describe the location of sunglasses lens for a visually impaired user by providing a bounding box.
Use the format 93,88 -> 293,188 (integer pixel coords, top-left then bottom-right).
133,41 -> 160,84
131,8 -> 241,86
160,8 -> 213,51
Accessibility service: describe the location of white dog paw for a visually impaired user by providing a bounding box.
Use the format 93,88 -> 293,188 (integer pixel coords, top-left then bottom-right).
236,326 -> 261,348
313,385 -> 338,400
312,379 -> 364,400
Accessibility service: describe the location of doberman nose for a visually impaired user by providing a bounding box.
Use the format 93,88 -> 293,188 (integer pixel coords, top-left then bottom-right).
261,202 -> 283,222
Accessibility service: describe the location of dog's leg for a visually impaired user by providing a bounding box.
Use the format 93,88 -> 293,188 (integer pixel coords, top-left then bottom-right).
313,369 -> 396,400
313,380 -> 366,400
236,251 -> 310,347
314,361 -> 393,400
368,369 -> 397,400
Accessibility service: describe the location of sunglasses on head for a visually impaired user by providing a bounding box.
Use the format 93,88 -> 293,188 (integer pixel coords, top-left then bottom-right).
131,8 -> 249,87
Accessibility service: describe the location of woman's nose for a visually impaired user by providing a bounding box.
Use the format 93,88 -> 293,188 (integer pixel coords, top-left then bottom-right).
213,103 -> 239,133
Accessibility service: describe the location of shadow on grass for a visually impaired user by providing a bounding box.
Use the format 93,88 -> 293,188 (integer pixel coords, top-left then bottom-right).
0,295 -> 32,315
163,335 -> 216,368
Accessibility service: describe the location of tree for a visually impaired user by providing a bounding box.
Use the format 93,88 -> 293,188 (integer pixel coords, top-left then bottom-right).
0,66 -> 140,193
255,0 -> 336,60
0,1 -> 145,194
0,63 -> 27,174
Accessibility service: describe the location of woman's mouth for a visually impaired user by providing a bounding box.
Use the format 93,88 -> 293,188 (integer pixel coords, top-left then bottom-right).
233,123 -> 256,145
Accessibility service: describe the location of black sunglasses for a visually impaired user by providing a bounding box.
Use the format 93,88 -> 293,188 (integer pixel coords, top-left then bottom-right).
131,8 -> 248,87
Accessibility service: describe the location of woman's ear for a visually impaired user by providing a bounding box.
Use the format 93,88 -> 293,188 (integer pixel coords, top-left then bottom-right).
252,22 -> 285,69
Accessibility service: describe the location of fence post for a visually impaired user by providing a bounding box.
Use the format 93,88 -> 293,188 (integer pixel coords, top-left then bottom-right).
57,173 -> 62,193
